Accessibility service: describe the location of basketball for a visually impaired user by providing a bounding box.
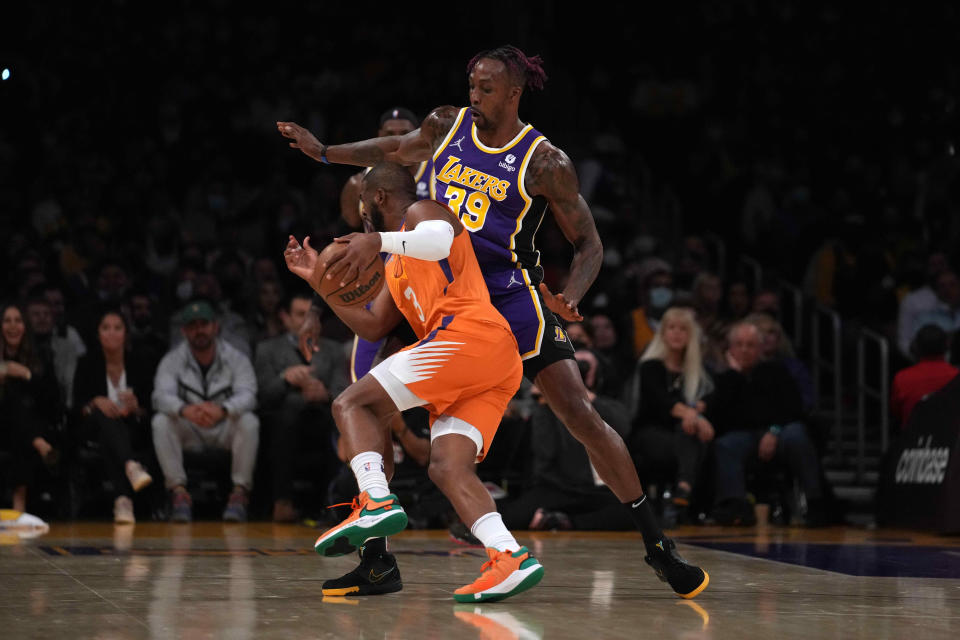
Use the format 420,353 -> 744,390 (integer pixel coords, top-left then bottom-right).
314,241 -> 385,307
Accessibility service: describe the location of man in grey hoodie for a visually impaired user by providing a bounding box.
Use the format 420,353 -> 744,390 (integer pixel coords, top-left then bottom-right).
152,299 -> 259,522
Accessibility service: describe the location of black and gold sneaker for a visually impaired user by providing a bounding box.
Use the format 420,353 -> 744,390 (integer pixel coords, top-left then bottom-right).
644,537 -> 709,599
321,542 -> 402,597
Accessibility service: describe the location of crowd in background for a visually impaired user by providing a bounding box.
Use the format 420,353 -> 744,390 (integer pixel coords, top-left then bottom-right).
2,1 -> 958,528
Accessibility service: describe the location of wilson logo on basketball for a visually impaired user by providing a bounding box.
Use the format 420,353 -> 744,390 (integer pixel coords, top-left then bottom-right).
338,271 -> 383,304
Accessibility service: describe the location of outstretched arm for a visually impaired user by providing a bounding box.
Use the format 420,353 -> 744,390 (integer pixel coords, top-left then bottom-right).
526,142 -> 603,321
277,106 -> 459,167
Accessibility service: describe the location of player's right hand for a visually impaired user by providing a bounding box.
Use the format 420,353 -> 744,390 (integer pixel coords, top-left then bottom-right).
538,282 -> 583,322
277,121 -> 323,161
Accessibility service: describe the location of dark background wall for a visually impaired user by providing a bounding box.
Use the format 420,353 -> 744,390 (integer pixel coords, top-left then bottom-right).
1,1 -> 957,327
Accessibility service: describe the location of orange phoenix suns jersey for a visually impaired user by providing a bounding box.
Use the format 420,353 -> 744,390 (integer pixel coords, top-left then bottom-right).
385,223 -> 516,346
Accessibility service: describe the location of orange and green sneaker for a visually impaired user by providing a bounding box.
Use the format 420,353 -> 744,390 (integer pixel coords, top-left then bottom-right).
314,492 -> 408,557
453,546 -> 544,603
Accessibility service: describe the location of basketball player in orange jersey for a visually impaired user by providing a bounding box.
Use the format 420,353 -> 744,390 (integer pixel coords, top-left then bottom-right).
278,45 -> 708,599
284,162 -> 544,603
320,107 -> 439,597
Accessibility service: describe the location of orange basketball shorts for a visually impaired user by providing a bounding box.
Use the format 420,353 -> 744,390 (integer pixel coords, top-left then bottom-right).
369,321 -> 522,461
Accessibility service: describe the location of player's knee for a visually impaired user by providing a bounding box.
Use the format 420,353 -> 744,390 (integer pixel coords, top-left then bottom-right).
331,393 -> 354,424
427,457 -> 448,488
427,451 -> 466,488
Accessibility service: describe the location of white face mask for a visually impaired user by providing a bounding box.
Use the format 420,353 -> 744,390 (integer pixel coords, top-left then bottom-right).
175,280 -> 193,301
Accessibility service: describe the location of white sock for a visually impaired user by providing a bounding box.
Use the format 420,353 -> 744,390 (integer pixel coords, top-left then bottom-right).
349,452 -> 390,499
470,512 -> 519,552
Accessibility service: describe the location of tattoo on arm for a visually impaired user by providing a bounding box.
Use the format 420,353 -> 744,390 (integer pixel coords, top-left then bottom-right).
527,143 -> 604,306
332,139 -> 391,167
329,105 -> 457,167
420,106 -> 459,153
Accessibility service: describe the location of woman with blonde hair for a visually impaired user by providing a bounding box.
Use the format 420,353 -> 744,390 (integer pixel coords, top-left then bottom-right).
629,306 -> 715,523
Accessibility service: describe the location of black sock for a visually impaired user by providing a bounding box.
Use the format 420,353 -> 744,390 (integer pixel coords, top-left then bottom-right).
361,537 -> 387,557
625,495 -> 664,553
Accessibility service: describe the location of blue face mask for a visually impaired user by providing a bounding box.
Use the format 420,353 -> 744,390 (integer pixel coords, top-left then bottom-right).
649,286 -> 674,309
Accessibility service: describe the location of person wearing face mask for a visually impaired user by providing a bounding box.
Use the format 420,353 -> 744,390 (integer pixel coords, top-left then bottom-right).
172,263 -> 201,308
630,307 -> 715,527
73,308 -> 157,524
630,257 -> 675,358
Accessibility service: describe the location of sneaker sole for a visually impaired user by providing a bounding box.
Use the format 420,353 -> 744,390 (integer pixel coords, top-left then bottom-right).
315,510 -> 408,557
131,475 -> 152,493
453,562 -> 544,603
321,580 -> 403,597
677,570 -> 710,599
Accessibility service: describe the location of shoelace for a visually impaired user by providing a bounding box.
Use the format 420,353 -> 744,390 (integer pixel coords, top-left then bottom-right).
479,549 -> 511,574
327,496 -> 362,511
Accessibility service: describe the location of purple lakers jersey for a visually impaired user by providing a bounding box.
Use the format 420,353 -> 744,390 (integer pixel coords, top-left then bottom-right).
431,107 -> 548,298
413,158 -> 434,201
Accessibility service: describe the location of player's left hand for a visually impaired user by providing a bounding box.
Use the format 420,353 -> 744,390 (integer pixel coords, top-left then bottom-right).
284,235 -> 319,283
324,232 -> 381,287
538,283 -> 583,322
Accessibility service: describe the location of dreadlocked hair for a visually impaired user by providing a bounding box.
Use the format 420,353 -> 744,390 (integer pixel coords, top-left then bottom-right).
467,45 -> 548,91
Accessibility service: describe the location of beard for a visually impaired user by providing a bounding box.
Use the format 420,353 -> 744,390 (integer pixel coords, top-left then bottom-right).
187,334 -> 213,351
366,203 -> 387,232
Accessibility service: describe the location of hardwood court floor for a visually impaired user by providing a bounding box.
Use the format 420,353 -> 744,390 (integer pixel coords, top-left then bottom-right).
1,522 -> 958,639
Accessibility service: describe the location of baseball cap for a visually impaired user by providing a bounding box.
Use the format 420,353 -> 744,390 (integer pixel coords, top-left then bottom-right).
180,300 -> 216,323
379,107 -> 419,128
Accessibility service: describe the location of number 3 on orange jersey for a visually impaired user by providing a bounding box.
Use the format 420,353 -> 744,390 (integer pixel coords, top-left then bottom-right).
442,185 -> 489,231
404,286 -> 425,322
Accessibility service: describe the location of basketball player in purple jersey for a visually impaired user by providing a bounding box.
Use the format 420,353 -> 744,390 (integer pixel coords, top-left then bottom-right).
278,45 -> 708,599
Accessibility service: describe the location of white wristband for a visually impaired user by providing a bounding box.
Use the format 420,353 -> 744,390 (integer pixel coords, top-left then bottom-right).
379,219 -> 454,261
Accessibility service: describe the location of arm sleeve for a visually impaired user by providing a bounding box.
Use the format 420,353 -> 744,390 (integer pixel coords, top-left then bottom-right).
379,219 -> 454,261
